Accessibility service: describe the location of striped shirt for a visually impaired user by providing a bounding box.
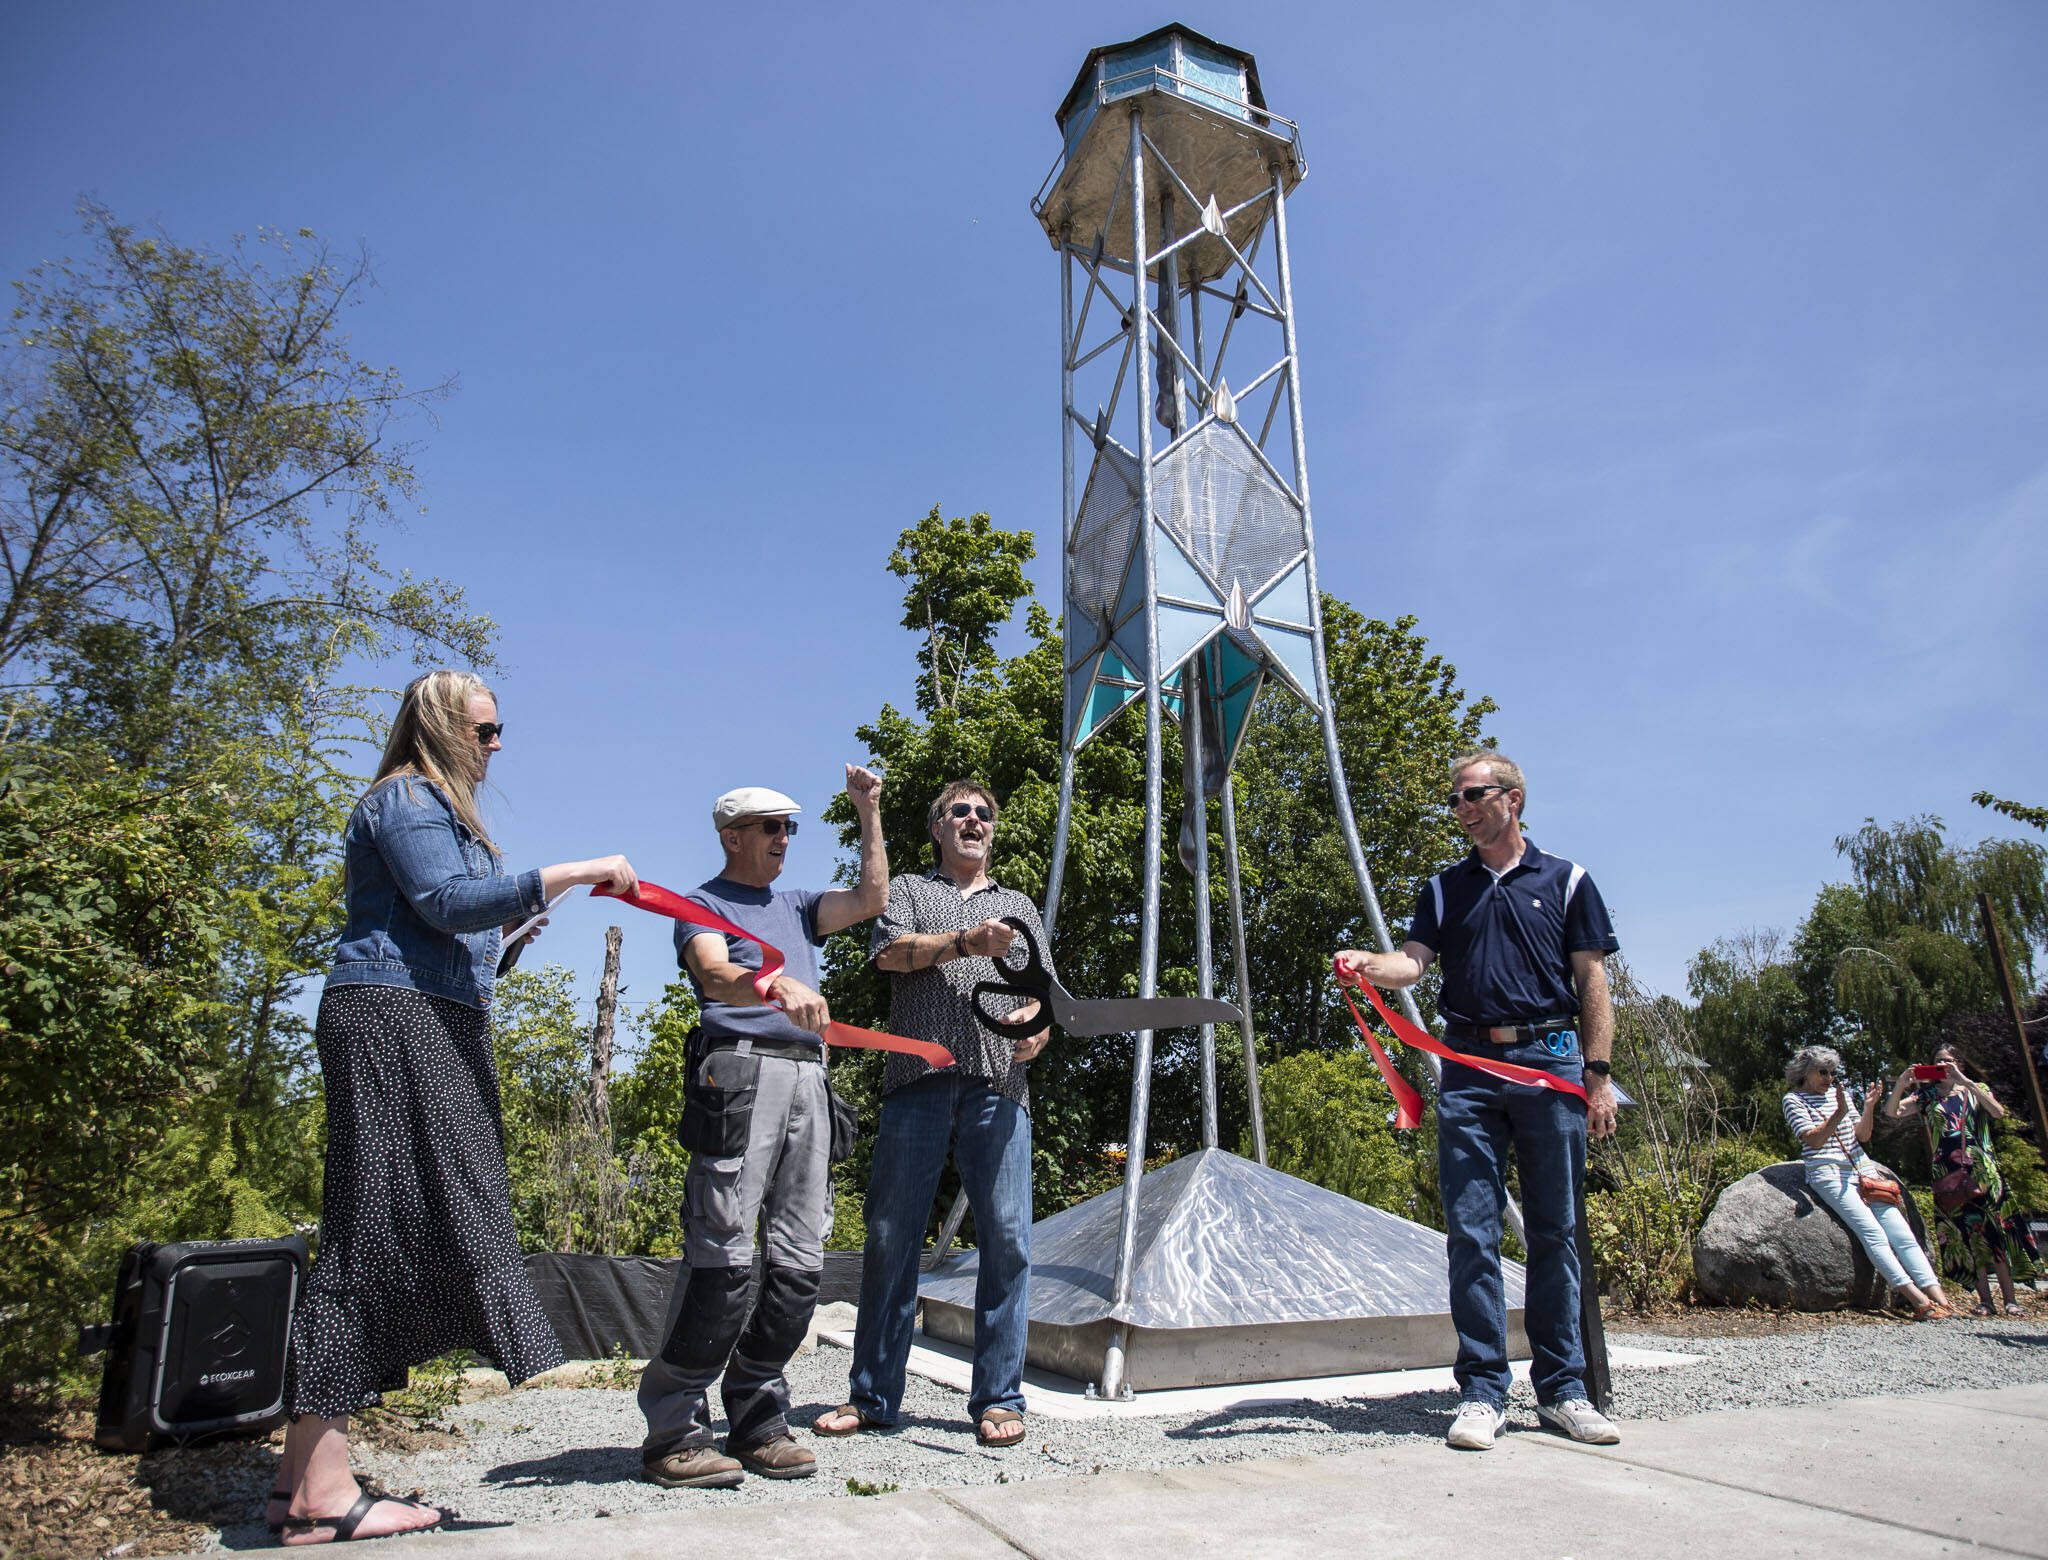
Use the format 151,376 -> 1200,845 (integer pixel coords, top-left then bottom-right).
1781,1090 -> 1867,1165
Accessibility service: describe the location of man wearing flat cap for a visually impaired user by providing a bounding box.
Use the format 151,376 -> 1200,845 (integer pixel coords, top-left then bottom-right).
638,765 -> 886,1489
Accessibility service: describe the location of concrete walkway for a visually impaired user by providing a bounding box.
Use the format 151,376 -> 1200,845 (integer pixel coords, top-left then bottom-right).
221,1383 -> 2048,1558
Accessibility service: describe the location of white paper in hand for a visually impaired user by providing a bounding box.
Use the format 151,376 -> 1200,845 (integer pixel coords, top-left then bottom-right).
505,889 -> 574,948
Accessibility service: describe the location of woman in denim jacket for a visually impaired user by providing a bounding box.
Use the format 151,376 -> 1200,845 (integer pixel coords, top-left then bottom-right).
274,670 -> 639,1544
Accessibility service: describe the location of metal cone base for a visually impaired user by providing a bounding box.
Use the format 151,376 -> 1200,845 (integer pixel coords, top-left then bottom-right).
918,1148 -> 1528,1391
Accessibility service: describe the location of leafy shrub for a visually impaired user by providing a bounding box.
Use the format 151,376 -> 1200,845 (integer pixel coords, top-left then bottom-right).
1253,1049 -> 1437,1226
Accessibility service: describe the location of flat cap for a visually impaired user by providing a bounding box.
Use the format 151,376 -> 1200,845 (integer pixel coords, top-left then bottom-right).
712,786 -> 802,831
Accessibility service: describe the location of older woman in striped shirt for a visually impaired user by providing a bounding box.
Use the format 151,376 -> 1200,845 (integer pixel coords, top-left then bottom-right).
1782,1045 -> 1953,1319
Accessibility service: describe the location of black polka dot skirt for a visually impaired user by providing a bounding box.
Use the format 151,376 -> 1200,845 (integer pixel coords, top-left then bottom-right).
288,983 -> 563,1418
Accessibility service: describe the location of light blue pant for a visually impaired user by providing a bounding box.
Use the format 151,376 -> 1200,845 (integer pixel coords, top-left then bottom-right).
1805,1161 -> 1937,1291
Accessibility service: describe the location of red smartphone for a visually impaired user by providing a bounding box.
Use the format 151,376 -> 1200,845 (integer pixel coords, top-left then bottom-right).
1911,1064 -> 1946,1082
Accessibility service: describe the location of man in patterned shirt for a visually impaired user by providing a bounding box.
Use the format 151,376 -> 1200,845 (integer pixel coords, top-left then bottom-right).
813,780 -> 1049,1449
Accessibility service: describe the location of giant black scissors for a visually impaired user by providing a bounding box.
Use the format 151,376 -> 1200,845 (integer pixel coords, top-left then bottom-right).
969,916 -> 1240,1039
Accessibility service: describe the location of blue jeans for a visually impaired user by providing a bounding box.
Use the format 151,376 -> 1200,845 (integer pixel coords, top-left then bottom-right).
1804,1161 -> 1937,1291
847,1075 -> 1032,1424
1437,1038 -> 1588,1409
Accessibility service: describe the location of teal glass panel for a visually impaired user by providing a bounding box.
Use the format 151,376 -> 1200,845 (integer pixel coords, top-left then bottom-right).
1158,600 -> 1222,680
1102,37 -> 1175,103
1063,65 -> 1100,159
1262,624 -> 1322,709
1155,527 -> 1221,607
1251,560 -> 1314,629
1177,41 -> 1249,120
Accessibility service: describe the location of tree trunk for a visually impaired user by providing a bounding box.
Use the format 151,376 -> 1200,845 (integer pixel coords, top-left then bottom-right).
589,924 -> 622,1143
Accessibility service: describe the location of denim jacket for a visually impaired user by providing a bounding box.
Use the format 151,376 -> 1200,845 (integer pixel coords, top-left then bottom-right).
327,775 -> 545,1010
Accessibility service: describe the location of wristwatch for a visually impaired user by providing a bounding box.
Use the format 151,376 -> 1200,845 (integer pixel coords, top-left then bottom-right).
1584,1059 -> 1612,1078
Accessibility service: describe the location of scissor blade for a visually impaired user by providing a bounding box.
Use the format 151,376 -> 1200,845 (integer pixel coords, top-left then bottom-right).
1050,995 -> 1242,1037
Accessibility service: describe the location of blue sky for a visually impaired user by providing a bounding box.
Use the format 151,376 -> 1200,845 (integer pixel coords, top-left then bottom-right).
5,2 -> 2044,1019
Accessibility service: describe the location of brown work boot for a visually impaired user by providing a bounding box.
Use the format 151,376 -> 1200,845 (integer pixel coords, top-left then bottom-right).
640,1445 -> 745,1489
729,1433 -> 817,1479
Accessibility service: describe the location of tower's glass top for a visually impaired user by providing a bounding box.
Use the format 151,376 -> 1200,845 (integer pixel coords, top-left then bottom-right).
1056,24 -> 1259,160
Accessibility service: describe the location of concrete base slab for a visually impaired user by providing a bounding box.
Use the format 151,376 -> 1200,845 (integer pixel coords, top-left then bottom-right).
816,1325 -> 1702,1421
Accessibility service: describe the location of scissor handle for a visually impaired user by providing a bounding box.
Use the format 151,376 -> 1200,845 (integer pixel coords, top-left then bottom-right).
971,982 -> 1046,1039
988,915 -> 1048,982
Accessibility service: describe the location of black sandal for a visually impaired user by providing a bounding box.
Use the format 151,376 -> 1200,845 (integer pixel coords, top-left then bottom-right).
267,1485 -> 292,1533
281,1489 -> 446,1545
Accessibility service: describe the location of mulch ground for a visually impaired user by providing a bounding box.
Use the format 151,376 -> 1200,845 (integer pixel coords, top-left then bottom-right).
0,1405 -> 449,1560
8,1290 -> 2042,1560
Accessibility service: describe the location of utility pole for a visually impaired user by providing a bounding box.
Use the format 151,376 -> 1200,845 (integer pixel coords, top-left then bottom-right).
1977,892 -> 2048,1150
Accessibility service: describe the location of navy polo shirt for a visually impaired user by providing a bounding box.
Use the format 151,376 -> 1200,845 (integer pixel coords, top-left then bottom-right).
1406,843 -> 1619,1026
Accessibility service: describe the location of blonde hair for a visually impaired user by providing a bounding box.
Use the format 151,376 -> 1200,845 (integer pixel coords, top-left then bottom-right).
371,670 -> 500,852
1449,748 -> 1525,814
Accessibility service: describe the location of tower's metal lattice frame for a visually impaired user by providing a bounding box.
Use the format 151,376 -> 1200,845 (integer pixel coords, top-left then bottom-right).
1030,60 -> 1446,1400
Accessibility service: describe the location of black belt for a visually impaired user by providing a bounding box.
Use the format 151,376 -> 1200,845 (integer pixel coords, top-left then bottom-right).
1445,1015 -> 1579,1047
702,1035 -> 826,1064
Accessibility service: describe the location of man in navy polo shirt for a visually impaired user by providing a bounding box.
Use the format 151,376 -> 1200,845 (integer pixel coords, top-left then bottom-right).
1337,749 -> 1620,1452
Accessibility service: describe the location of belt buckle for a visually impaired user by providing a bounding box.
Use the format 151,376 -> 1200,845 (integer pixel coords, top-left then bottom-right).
1485,1025 -> 1517,1045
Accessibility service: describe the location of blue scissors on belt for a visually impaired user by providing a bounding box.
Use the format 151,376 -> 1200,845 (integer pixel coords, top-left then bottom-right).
969,917 -> 1240,1039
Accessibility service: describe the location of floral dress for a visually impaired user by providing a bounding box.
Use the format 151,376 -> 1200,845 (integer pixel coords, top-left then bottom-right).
1914,1084 -> 2030,1286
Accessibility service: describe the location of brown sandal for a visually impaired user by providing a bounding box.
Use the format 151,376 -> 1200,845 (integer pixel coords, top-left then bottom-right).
812,1403 -> 884,1437
977,1407 -> 1025,1447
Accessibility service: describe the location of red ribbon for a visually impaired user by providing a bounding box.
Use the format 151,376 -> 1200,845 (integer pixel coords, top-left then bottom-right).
1333,957 -> 1587,1129
596,881 -> 954,1069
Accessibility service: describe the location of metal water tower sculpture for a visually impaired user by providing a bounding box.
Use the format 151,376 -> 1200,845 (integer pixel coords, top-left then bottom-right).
921,26 -> 1507,1402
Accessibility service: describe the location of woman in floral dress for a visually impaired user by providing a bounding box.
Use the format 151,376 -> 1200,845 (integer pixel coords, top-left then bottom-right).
1886,1042 -> 2029,1317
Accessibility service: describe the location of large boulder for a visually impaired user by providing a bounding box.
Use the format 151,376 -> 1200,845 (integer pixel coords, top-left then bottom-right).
1693,1161 -> 1933,1310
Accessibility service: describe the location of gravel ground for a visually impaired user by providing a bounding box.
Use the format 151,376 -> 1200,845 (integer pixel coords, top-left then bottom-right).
184,1303 -> 2048,1549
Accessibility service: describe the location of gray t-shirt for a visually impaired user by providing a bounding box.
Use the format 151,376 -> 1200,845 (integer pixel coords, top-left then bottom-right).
675,876 -> 827,1051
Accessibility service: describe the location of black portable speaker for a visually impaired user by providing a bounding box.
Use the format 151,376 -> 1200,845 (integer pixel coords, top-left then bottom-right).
82,1235 -> 308,1452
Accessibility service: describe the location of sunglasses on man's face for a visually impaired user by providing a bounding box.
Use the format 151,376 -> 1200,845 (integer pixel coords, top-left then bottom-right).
947,802 -> 995,823
1446,783 -> 1507,809
733,818 -> 798,837
475,722 -> 505,744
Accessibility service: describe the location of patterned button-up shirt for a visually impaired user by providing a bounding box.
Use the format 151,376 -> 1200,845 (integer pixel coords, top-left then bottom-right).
870,868 -> 1049,1111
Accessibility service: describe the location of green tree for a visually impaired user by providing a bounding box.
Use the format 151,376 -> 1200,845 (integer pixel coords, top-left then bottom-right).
1830,816 -> 2048,1064
1253,1049 -> 1438,1227
889,505 -> 1035,713
1973,792 -> 2048,834
612,980 -> 699,1258
1689,817 -> 2048,1110
0,755 -> 238,1389
0,204 -> 497,1385
4,202 -> 492,738
1687,927 -> 1818,1103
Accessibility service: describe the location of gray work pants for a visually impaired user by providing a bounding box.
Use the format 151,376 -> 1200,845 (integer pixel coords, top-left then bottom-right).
638,1047 -> 830,1454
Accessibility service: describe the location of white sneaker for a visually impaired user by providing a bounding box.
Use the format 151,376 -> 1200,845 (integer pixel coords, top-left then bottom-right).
1446,1400 -> 1507,1450
1536,1398 -> 1620,1444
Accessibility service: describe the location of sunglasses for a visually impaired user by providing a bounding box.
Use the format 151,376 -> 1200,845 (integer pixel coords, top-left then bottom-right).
474,722 -> 505,744
1446,783 -> 1508,808
732,818 -> 798,837
947,802 -> 996,822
